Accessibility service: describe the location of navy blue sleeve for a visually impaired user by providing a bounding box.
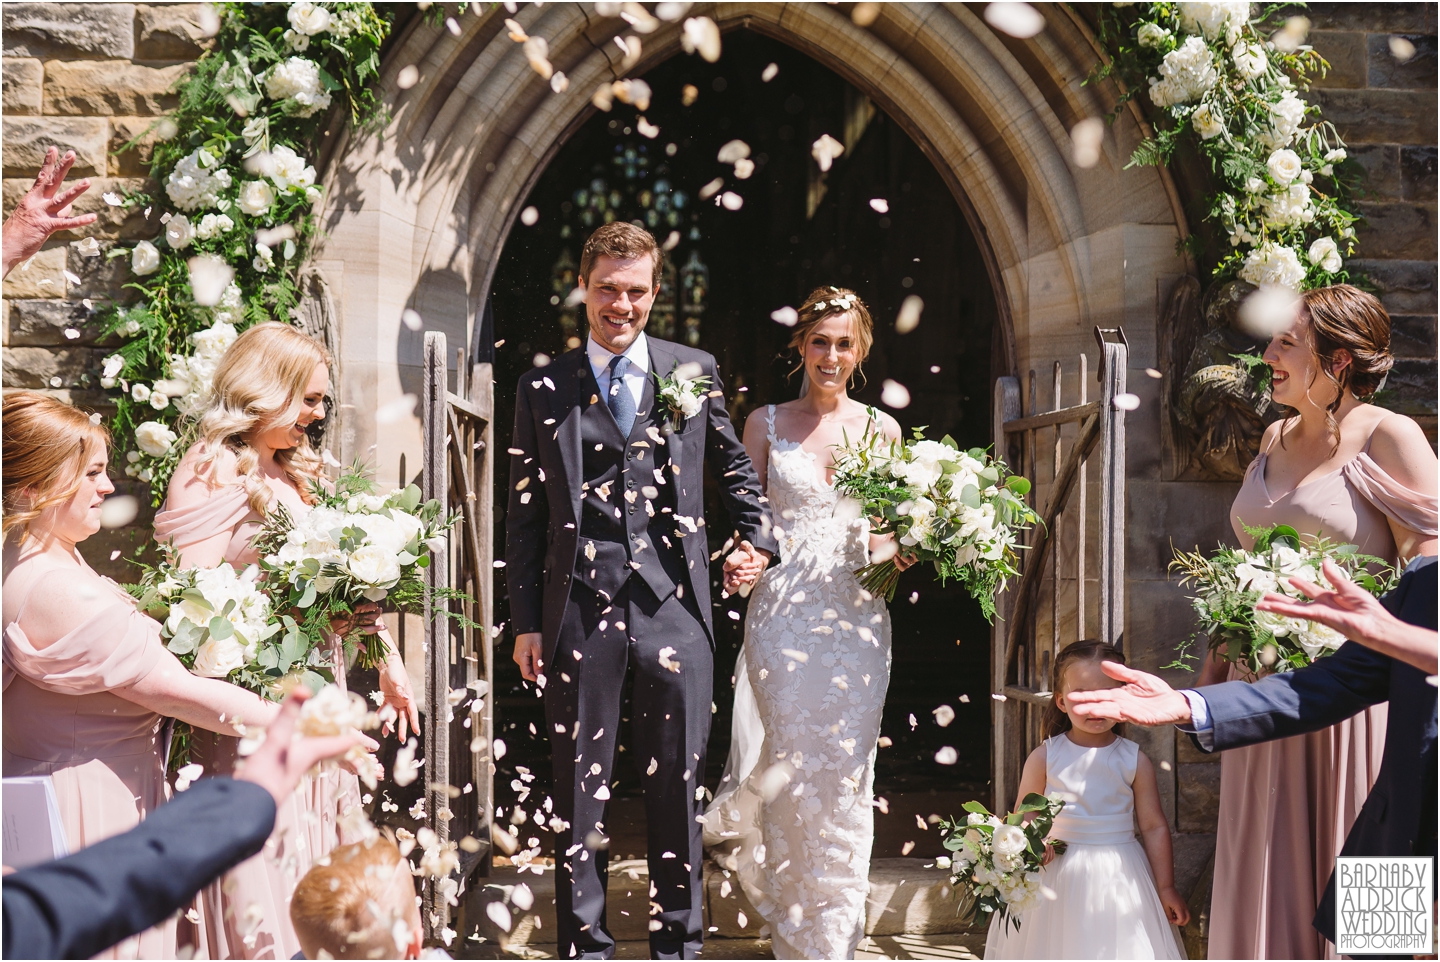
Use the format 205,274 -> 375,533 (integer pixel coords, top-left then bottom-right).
3,778 -> 276,960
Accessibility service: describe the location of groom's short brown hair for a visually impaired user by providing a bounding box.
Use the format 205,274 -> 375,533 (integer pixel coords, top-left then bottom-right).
579,222 -> 662,290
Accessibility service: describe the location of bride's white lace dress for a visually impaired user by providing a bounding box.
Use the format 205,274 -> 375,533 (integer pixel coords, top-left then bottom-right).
704,405 -> 892,960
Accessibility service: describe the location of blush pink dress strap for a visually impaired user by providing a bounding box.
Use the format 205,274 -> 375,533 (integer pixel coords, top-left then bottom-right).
155,472 -> 363,960
1210,431 -> 1428,959
2,571 -> 178,959
154,480 -> 263,567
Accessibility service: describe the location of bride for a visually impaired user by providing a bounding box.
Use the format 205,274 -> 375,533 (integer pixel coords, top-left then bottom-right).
705,286 -> 912,959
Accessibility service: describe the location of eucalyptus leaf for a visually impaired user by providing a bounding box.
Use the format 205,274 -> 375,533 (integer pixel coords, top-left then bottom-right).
208,616 -> 234,640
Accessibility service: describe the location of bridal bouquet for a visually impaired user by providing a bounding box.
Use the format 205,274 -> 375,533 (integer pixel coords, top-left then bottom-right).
938,794 -> 1068,932
1170,523 -> 1398,674
128,555 -> 332,698
831,421 -> 1038,616
253,464 -> 453,669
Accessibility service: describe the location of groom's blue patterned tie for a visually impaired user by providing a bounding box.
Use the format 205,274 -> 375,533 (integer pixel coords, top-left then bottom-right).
607,354 -> 636,436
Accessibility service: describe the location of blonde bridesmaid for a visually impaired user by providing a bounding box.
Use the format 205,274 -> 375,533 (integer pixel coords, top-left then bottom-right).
2,392 -> 281,960
154,322 -> 418,959
1201,285 -> 1438,959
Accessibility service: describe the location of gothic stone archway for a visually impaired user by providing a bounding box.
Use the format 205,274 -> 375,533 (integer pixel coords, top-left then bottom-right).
311,0 -> 1219,891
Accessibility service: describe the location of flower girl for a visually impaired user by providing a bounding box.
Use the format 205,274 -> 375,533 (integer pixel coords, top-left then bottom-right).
985,640 -> 1188,959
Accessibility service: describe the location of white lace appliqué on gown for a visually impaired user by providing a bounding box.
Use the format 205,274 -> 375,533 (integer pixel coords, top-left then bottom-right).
704,405 -> 892,960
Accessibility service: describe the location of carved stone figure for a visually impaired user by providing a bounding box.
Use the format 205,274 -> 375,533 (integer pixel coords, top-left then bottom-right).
1162,277 -> 1279,480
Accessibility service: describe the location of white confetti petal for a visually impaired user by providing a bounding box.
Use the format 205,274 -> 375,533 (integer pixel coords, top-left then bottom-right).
762,62 -> 779,82
935,746 -> 958,765
1112,392 -> 1140,411
880,379 -> 911,408
771,306 -> 798,327
984,1 -> 1045,38
1070,117 -> 1105,169
397,65 -> 420,89
811,133 -> 844,172
376,394 -> 419,424
869,198 -> 889,213
99,495 -> 139,529
932,705 -> 955,727
895,295 -> 923,334
520,206 -> 540,226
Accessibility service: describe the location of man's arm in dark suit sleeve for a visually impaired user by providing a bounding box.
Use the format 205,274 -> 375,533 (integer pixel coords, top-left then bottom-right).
2,778 -> 275,961
703,359 -> 778,557
505,375 -> 549,636
1200,640 -> 1393,752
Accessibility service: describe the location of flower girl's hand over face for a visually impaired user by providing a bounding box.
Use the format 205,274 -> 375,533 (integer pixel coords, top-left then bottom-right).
1065,662 -> 1192,727
1158,885 -> 1191,926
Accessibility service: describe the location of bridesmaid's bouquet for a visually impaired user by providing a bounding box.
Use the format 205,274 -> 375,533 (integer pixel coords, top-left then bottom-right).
129,555 -> 332,698
831,421 -> 1038,617
938,794 -> 1068,933
253,464 -> 454,668
1170,523 -> 1398,674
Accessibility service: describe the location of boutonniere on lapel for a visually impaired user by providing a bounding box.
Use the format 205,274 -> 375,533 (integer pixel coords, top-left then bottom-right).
655,362 -> 711,430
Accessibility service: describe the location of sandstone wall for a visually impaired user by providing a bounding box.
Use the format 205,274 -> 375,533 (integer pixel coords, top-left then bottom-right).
1,3 -> 207,575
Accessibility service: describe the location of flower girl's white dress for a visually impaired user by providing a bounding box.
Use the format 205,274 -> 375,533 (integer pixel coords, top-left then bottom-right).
984,734 -> 1186,960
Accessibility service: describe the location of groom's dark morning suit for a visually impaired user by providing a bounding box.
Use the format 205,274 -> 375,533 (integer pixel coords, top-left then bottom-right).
506,335 -> 775,959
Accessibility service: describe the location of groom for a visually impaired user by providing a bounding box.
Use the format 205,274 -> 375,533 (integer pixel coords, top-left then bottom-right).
505,222 -> 776,960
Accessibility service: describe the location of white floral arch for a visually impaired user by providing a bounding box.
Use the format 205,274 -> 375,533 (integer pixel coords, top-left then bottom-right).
311,1 -> 1189,478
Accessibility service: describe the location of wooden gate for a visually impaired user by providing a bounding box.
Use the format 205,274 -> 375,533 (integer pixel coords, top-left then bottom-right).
990,328 -> 1129,811
420,330 -> 496,936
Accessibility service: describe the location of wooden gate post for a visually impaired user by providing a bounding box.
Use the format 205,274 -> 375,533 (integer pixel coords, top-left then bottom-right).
992,375 -> 1022,813
421,331 -> 451,935
1094,328 -> 1129,651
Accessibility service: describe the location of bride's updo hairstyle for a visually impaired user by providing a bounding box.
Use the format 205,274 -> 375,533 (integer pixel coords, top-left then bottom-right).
192,322 -> 329,514
787,286 -> 875,387
2,392 -> 109,543
1043,638 -> 1127,739
1295,284 -> 1395,450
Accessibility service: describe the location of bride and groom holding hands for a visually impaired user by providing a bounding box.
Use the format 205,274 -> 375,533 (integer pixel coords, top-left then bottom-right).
504,220 -> 914,959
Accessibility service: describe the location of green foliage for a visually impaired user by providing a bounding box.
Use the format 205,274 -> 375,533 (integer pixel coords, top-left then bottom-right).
938,794 -> 1069,932
97,4 -> 393,505
1091,3 -> 1363,290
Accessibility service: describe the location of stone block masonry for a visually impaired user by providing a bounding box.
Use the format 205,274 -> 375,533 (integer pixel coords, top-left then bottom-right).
1,4 -> 208,580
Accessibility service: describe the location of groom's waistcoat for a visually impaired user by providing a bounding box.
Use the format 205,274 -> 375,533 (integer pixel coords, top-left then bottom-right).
574,370 -> 685,604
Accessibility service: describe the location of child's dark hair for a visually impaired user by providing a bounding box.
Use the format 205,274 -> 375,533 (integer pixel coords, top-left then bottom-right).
1043,639 -> 1126,738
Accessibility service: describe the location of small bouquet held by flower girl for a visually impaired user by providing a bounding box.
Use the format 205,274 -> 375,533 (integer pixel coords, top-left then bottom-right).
938,794 -> 1068,933
1170,522 -> 1398,674
128,557 -> 334,697
831,421 -> 1038,615
253,464 -> 454,669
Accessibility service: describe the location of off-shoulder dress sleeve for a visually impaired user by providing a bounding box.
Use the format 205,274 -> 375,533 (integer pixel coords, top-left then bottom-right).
3,600 -> 164,694
153,483 -> 253,549
1343,453 -> 1440,536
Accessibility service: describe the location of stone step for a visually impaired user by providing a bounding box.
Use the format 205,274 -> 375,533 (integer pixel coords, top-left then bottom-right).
458,856 -> 982,954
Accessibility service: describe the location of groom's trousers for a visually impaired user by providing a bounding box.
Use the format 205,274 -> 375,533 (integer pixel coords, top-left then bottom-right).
545,577 -> 713,960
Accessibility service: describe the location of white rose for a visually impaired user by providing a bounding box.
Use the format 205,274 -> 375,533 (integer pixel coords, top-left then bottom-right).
1191,102 -> 1225,139
1266,148 -> 1303,186
165,148 -> 233,212
253,242 -> 274,273
1308,236 -> 1343,273
347,544 -> 402,593
165,214 -> 194,249
678,392 -> 704,418
1261,183 -> 1312,228
131,240 -> 161,276
1234,561 -> 1278,595
149,391 -> 169,410
1238,242 -> 1306,291
268,145 -> 317,191
287,0 -> 332,36
1177,1 -> 1250,42
134,420 -> 178,457
283,28 -> 310,52
992,824 -> 1028,858
1137,22 -> 1170,48
237,180 -> 275,216
131,382 -> 152,403
1324,148 -> 1347,163
1232,41 -> 1268,80
191,634 -> 248,678
1264,91 -> 1307,148
1148,36 -> 1219,107
263,57 -> 333,117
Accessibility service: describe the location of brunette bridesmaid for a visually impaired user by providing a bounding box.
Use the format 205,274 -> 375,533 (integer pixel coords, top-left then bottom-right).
154,323 -> 418,959
2,392 -> 281,960
1200,285 -> 1438,959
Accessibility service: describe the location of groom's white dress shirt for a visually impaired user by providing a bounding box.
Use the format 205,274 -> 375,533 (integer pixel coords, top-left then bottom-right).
587,331 -> 650,410
1179,689 -> 1214,749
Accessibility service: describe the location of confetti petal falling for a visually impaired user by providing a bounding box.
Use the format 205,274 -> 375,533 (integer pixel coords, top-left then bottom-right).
984,1 -> 1045,38
99,495 -> 139,529
935,746 -> 959,765
681,16 -> 721,62
895,295 -> 923,334
1070,117 -> 1105,169
187,255 -> 234,307
880,379 -> 911,409
811,133 -> 845,172
771,306 -> 798,326
397,65 -> 420,89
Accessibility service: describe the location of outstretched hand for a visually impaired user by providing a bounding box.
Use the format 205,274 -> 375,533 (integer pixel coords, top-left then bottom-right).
1064,661 -> 1193,727
2,147 -> 98,277
234,687 -> 360,806
1255,559 -> 1388,646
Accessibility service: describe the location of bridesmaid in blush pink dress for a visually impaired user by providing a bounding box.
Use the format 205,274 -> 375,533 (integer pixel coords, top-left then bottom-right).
154,323 -> 418,960
1201,286 -> 1438,960
2,393 -> 280,960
